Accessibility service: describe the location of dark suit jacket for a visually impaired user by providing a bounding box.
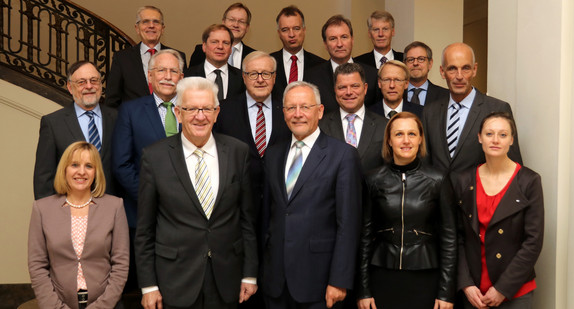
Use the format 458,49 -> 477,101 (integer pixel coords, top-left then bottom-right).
105,42 -> 187,108
262,132 -> 362,302
135,133 -> 258,307
304,61 -> 380,114
188,42 -> 255,69
369,99 -> 424,119
270,49 -> 325,99
422,90 -> 523,174
319,109 -> 387,172
184,63 -> 245,100
28,194 -> 129,309
354,49 -> 404,68
33,104 -> 117,200
404,80 -> 450,107
111,95 -> 168,228
451,166 -> 543,299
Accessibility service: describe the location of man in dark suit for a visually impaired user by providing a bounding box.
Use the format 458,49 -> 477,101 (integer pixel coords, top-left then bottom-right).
305,15 -> 380,114
402,41 -> 449,107
319,63 -> 386,172
262,81 -> 362,309
370,60 -> 423,119
136,77 -> 258,309
185,24 -> 244,100
189,3 -> 255,70
270,6 -> 325,98
355,10 -> 403,70
423,42 -> 522,174
34,61 -> 117,200
105,6 -> 186,108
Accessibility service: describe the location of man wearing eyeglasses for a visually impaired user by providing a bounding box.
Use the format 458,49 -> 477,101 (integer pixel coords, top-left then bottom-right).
105,6 -> 187,108
189,3 -> 256,70
136,77 -> 258,309
33,61 -> 117,200
402,41 -> 449,107
355,10 -> 403,69
370,60 -> 423,119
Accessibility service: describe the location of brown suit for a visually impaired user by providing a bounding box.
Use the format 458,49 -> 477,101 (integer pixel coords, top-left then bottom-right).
28,194 -> 129,309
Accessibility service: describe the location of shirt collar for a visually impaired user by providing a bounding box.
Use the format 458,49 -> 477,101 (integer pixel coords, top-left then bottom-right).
74,103 -> 102,118
383,99 -> 404,116
140,42 -> 162,55
339,104 -> 366,122
449,87 -> 477,109
290,126 -> 321,149
233,41 -> 244,53
246,92 -> 272,109
408,80 -> 429,91
282,48 -> 304,63
181,132 -> 217,160
374,49 -> 394,63
153,93 -> 177,107
330,58 -> 353,72
204,60 -> 229,73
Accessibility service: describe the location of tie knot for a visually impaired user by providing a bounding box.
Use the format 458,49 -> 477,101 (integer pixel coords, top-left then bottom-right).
256,102 -> 264,109
163,101 -> 173,109
214,69 -> 222,76
294,141 -> 305,149
345,113 -> 357,123
451,102 -> 462,111
148,48 -> 156,55
388,110 -> 398,118
412,88 -> 423,95
380,56 -> 388,64
85,110 -> 95,118
193,148 -> 205,158
291,55 -> 298,62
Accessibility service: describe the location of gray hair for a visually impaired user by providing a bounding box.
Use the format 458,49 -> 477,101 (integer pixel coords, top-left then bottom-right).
135,6 -> 164,24
148,49 -> 185,72
176,77 -> 220,107
283,81 -> 322,106
242,51 -> 277,72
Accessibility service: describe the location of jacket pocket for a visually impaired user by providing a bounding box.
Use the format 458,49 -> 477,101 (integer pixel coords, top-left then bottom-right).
155,243 -> 178,260
309,238 -> 335,253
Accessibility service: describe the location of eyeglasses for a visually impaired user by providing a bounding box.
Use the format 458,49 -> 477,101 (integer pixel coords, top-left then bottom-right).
179,106 -> 219,116
283,104 -> 320,113
405,56 -> 429,64
379,78 -> 407,85
137,19 -> 163,26
243,71 -> 275,80
224,17 -> 248,26
70,78 -> 101,87
150,67 -> 181,75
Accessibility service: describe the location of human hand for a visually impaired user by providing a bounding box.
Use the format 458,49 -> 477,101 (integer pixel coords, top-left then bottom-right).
463,286 -> 487,309
433,299 -> 453,309
481,286 -> 505,307
141,290 -> 163,309
325,285 -> 346,308
357,297 -> 377,309
239,282 -> 258,303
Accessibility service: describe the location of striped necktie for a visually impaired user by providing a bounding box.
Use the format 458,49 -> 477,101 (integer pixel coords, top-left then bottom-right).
85,111 -> 101,152
447,102 -> 462,158
255,102 -> 267,157
193,149 -> 215,219
289,55 -> 298,83
285,141 -> 304,198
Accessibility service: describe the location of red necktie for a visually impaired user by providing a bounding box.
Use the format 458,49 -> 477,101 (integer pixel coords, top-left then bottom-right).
288,55 -> 298,83
255,102 -> 267,157
148,48 -> 157,94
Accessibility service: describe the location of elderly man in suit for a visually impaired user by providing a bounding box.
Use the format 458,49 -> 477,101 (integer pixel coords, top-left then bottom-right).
262,81 -> 362,309
136,77 -> 258,309
402,41 -> 449,107
33,60 -> 117,200
422,42 -> 522,174
355,10 -> 403,69
185,24 -> 244,101
105,6 -> 186,108
319,63 -> 387,172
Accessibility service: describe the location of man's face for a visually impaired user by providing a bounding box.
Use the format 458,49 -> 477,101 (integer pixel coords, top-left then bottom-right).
203,29 -> 232,68
378,64 -> 408,107
135,8 -> 164,47
243,57 -> 276,102
335,72 -> 367,113
324,23 -> 353,64
223,8 -> 249,42
67,63 -> 102,111
175,89 -> 220,147
283,86 -> 324,141
148,53 -> 183,102
368,19 -> 394,53
405,46 -> 433,84
440,44 -> 477,102
277,14 -> 306,54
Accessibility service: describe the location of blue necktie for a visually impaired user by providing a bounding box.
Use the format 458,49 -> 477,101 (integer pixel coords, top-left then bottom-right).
85,111 -> 101,152
285,141 -> 305,198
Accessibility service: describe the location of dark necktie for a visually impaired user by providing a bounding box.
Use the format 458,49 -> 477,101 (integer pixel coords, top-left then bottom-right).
162,102 -> 178,137
387,110 -> 398,119
147,48 -> 156,94
289,55 -> 298,83
214,69 -> 224,101
255,102 -> 267,157
411,88 -> 423,105
380,56 -> 388,68
447,102 -> 462,158
85,111 -> 101,152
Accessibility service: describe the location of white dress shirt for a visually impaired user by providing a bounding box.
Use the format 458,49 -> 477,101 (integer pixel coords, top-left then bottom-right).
339,105 -> 365,146
204,61 -> 230,99
282,49 -> 304,82
284,127 -> 321,182
140,43 -> 161,82
330,58 -> 354,73
383,99 -> 404,119
374,49 -> 395,69
229,42 -> 244,70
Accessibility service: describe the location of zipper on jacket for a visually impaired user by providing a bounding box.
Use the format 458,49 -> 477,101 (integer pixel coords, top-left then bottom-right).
400,172 -> 406,269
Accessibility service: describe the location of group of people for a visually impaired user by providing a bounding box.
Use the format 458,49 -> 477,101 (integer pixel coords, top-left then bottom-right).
27,3 -> 544,309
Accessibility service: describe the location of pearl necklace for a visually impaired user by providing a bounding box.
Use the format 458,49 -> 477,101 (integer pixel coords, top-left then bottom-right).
66,197 -> 92,208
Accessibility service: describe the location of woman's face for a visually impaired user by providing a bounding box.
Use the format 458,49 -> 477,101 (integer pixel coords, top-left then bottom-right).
65,150 -> 95,194
478,117 -> 514,158
389,118 -> 422,165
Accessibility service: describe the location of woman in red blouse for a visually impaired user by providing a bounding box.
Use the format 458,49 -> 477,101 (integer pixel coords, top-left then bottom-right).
453,112 -> 544,309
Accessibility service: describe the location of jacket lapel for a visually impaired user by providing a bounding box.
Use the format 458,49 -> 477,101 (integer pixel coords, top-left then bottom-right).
288,133 -> 327,202
143,97 -> 167,140
489,170 -> 529,226
357,111 -> 376,158
214,135 -> 229,207
64,104 -> 86,141
131,43 -> 150,95
453,91 -> 483,161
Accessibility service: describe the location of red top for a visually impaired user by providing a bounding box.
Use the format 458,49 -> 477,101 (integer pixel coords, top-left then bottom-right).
476,163 -> 535,299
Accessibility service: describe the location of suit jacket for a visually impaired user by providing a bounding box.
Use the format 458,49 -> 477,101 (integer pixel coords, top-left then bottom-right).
105,42 -> 187,108
262,132 -> 362,302
184,63 -> 245,100
354,49 -> 404,68
369,99 -> 424,119
111,95 -> 168,228
270,49 -> 326,99
33,104 -> 117,200
404,80 -> 450,107
28,194 -> 129,309
422,90 -> 523,174
135,133 -> 258,307
451,166 -> 543,299
188,42 -> 255,69
319,108 -> 387,172
304,61 -> 380,114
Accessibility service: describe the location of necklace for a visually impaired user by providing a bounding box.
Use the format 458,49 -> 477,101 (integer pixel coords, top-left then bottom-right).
66,197 -> 92,208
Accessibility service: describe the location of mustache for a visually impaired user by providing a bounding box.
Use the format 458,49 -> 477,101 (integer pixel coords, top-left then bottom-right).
159,80 -> 176,86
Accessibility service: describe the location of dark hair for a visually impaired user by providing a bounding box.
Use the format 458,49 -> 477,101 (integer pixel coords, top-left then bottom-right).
403,41 -> 433,60
479,112 -> 517,137
67,61 -> 98,81
276,5 -> 305,26
321,15 -> 353,42
202,24 -> 234,44
334,63 -> 366,84
223,3 -> 252,25
382,112 -> 426,162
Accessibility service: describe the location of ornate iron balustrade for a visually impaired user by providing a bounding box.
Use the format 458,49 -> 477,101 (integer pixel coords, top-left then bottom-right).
0,0 -> 135,102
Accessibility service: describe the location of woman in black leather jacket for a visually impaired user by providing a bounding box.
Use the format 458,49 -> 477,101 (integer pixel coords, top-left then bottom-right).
357,112 -> 457,309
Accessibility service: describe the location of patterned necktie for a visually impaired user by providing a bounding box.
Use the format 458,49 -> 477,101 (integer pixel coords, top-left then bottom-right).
345,114 -> 358,148
85,111 -> 101,152
447,102 -> 462,158
289,55 -> 298,83
162,102 -> 178,137
387,110 -> 398,119
411,88 -> 423,105
193,149 -> 215,219
285,141 -> 304,198
214,69 -> 224,101
380,56 -> 388,68
147,48 -> 156,94
255,102 -> 267,157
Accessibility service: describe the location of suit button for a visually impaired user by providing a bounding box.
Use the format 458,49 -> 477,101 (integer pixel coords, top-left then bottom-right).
207,250 -> 212,258
496,253 -> 502,259
469,186 -> 474,190
468,214 -> 472,218
498,229 -> 504,234
459,200 -> 463,205
286,212 -> 290,216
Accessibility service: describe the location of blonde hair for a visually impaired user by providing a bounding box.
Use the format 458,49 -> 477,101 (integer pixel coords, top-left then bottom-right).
53,141 -> 105,197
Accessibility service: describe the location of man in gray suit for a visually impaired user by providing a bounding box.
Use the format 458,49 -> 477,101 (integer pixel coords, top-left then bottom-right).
422,42 -> 522,174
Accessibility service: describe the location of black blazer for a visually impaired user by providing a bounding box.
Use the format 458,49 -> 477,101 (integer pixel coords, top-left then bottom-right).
354,49 -> 404,68
33,104 -> 117,199
422,90 -> 523,174
404,80 -> 450,107
105,42 -> 187,108
369,99 -> 424,119
184,63 -> 245,100
188,42 -> 255,69
270,49 -> 325,99
319,108 -> 387,172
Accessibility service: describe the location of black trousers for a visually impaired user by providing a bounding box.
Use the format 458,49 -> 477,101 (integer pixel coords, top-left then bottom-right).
265,284 -> 344,309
